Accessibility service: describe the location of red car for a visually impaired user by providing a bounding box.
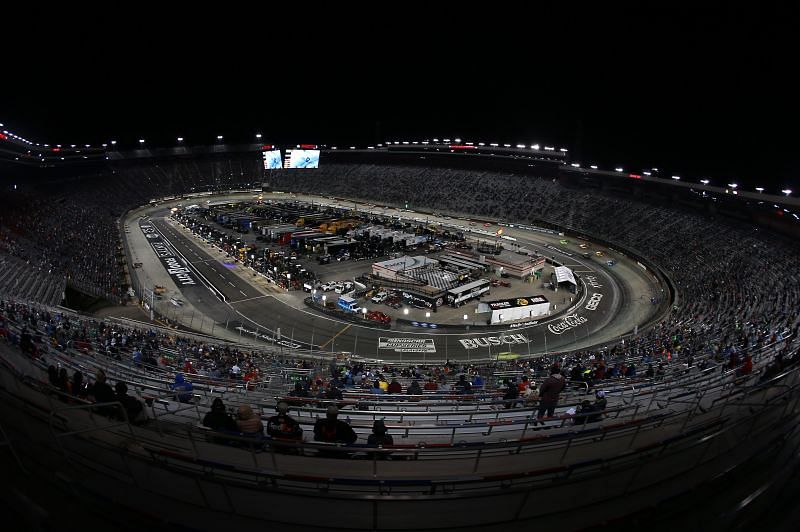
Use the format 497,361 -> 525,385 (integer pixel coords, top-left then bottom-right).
367,311 -> 392,324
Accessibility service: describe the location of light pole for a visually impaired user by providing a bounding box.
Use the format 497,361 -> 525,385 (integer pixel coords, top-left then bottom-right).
310,318 -> 316,355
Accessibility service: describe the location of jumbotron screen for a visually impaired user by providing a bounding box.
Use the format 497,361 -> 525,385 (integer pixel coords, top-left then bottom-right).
262,150 -> 282,170
286,149 -> 320,169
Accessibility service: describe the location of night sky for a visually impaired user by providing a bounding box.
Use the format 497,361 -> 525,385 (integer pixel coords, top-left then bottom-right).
2,6 -> 795,191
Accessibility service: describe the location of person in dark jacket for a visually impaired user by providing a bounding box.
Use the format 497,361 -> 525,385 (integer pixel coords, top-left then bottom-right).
503,379 -> 520,409
367,419 -> 393,446
573,400 -> 595,425
114,381 -> 145,424
366,419 -> 394,460
455,374 -> 473,395
387,378 -> 403,394
313,405 -> 357,445
266,402 -> 303,440
71,371 -> 86,398
287,382 -> 309,406
587,390 -> 607,422
537,366 -> 566,420
326,383 -> 344,402
203,397 -> 238,432
92,369 -> 116,416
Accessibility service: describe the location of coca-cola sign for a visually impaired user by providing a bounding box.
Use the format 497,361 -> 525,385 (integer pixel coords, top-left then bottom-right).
547,313 -> 588,335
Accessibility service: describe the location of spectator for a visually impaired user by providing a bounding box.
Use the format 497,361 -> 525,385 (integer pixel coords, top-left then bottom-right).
313,405 -> 357,445
171,373 -> 194,403
387,378 -> 403,394
326,382 -> 344,402
114,381 -> 145,424
407,380 -> 423,396
573,400 -> 595,426
91,369 -> 115,415
523,383 -> 540,407
537,366 -> 566,420
266,402 -> 303,441
455,374 -> 473,394
236,404 -> 264,435
588,390 -> 607,422
371,380 -> 385,395
72,370 -> 86,398
503,379 -> 520,409
203,397 -> 237,432
367,419 -> 394,446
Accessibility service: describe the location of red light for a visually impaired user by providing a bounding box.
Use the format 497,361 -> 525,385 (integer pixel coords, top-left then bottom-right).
300,144 -> 317,149
260,145 -> 274,150
776,210 -> 784,216
0,133 -> 6,140
628,173 -> 642,179
52,147 -> 61,152
449,145 -> 477,150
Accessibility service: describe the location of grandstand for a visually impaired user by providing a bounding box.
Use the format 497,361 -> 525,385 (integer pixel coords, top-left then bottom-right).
1,137 -> 800,530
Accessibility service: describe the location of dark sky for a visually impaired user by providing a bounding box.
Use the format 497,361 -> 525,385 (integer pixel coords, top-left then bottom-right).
1,6 -> 796,191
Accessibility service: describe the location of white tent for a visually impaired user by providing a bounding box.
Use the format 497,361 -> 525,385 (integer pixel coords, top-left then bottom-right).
554,266 -> 577,287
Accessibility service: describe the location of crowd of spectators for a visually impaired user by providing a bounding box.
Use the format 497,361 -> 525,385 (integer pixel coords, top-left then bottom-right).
2,159 -> 800,405
0,155 -> 262,304
279,162 -> 800,373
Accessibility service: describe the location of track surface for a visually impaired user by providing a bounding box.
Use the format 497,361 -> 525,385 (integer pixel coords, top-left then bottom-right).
130,194 -> 663,360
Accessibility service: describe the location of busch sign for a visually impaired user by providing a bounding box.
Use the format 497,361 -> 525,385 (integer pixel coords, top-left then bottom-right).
459,333 -> 529,350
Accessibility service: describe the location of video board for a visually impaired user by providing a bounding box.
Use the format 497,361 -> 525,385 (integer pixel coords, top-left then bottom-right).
286,149 -> 320,169
262,150 -> 282,170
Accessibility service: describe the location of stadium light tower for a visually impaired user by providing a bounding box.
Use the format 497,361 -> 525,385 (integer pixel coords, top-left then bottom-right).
255,133 -> 262,139
615,167 -> 624,172
728,183 -> 738,189
782,189 -> 793,196
671,175 -> 681,180
177,137 -> 184,142
138,139 -> 145,144
755,187 -> 764,192
217,135 -> 223,141
701,179 -> 710,185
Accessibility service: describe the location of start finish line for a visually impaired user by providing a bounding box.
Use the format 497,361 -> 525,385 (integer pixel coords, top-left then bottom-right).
378,337 -> 437,353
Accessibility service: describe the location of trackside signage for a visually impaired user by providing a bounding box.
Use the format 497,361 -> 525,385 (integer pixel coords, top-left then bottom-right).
140,221 -> 197,286
459,334 -> 529,350
547,314 -> 588,335
379,338 -> 437,353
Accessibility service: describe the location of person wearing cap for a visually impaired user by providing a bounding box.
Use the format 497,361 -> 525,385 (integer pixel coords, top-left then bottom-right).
313,405 -> 357,445
588,390 -> 608,422
267,402 -> 303,441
